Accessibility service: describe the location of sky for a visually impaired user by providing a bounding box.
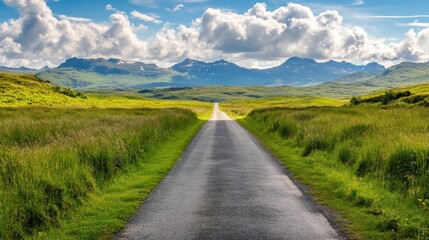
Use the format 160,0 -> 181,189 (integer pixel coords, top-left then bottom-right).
1,0 -> 429,69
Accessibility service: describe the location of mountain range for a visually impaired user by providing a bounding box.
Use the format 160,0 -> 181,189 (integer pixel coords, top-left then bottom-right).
0,65 -> 50,74
34,57 -> 386,90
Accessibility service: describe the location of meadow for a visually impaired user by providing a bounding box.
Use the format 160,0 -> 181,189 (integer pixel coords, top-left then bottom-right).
238,105 -> 429,239
0,107 -> 204,239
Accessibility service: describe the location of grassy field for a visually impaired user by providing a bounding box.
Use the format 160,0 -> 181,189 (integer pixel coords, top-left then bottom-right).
0,73 -> 214,239
221,96 -> 348,119
37,68 -> 174,91
237,106 -> 429,239
0,107 -> 204,239
0,73 -> 213,119
138,84 -> 378,102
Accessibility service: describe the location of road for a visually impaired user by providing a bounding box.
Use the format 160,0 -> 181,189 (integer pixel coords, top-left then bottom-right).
115,103 -> 341,240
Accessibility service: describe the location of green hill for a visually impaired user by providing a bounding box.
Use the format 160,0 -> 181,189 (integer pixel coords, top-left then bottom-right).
333,62 -> 429,88
36,58 -> 175,90
0,73 -> 87,106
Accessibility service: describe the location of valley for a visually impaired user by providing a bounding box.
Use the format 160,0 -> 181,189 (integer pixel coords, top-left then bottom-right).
2,65 -> 429,239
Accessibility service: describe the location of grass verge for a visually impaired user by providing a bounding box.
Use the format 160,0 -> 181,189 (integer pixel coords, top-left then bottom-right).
239,107 -> 429,239
34,120 -> 205,239
34,118 -> 205,240
0,107 -> 205,239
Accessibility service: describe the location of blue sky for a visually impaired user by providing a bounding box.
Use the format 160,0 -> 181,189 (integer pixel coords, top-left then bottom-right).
1,0 -> 429,68
2,0 -> 428,40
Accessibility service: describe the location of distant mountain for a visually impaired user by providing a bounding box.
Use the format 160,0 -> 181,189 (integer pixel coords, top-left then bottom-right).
0,65 -> 50,74
37,58 -> 175,89
171,58 -> 268,86
0,66 -> 37,74
265,57 -> 385,85
169,57 -> 384,87
35,56 -> 386,89
332,61 -> 429,89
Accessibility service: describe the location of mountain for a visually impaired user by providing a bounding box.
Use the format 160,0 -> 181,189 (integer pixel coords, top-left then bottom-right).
0,65 -> 51,74
332,61 -> 429,89
170,58 -> 268,86
169,57 -> 385,87
35,56 -> 386,89
37,58 -> 175,90
0,66 -> 38,74
265,57 -> 385,85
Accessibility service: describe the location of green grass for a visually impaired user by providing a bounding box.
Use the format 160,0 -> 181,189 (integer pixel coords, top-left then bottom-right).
0,73 -> 213,119
238,106 -> 429,239
138,85 -> 379,102
39,118 -> 205,240
36,68 -> 173,90
221,96 -> 348,119
0,107 -> 204,239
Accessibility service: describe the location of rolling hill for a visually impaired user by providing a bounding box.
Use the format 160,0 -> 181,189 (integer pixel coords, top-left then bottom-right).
0,73 -> 86,106
37,58 -> 175,90
332,61 -> 429,88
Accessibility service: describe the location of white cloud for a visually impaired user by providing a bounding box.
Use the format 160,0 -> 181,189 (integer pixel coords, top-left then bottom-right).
167,4 -> 184,12
131,11 -> 162,24
352,0 -> 364,6
0,0 -> 147,68
404,22 -> 429,28
58,15 -> 91,22
1,0 -> 429,68
105,4 -> 117,11
129,0 -> 206,8
354,14 -> 429,19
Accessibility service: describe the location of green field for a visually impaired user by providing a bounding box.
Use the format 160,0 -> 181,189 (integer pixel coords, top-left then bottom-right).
37,68 -> 174,90
0,73 -> 213,119
138,84 -> 378,102
0,73 -> 213,239
221,96 -> 348,119
3,71 -> 429,239
234,105 -> 429,239
0,107 -> 204,239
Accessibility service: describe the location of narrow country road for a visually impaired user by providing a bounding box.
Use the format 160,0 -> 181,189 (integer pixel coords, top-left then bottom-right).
115,103 -> 341,240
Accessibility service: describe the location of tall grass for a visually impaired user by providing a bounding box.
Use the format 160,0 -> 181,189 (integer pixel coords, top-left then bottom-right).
0,107 -> 197,239
245,106 -> 429,237
247,106 -> 429,199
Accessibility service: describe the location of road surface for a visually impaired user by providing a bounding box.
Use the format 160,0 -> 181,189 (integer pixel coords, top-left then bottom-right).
115,103 -> 341,240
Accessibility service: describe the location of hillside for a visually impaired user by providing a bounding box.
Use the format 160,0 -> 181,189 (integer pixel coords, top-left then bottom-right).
0,73 -> 87,106
333,61 -> 429,87
37,58 -> 175,90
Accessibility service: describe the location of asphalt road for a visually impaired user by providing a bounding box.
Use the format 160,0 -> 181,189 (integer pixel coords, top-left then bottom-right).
115,103 -> 341,240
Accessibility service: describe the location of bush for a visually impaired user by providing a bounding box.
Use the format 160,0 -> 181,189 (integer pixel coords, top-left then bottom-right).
351,90 -> 411,105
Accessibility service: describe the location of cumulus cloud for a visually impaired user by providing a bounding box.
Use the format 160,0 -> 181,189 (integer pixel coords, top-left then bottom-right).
1,0 -> 429,68
0,0 -> 147,67
130,11 -> 162,24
